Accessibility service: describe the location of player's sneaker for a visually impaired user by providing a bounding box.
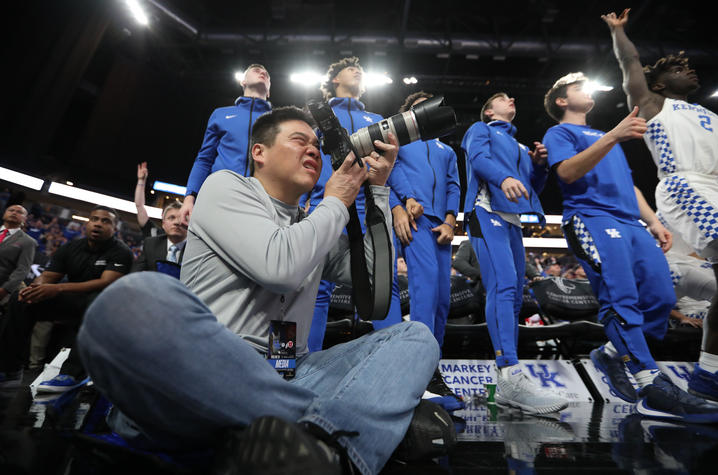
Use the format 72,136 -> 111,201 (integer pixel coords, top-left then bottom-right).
0,370 -> 23,389
423,368 -> 465,412
636,373 -> 718,423
495,367 -> 568,414
687,363 -> 718,402
36,375 -> 90,393
590,347 -> 637,403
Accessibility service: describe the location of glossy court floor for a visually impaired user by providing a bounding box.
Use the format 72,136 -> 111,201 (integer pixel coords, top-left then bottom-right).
2,365 -> 718,474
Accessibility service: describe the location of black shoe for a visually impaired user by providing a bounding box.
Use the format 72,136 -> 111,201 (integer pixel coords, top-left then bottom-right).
636,373 -> 718,423
394,400 -> 457,462
590,347 -> 637,403
424,368 -> 465,412
213,416 -> 346,475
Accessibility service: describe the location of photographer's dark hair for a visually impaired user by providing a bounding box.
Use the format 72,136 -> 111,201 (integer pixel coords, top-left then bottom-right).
481,92 -> 508,123
249,107 -> 316,175
91,205 -> 119,224
320,56 -> 363,100
644,51 -> 690,94
399,91 -> 433,113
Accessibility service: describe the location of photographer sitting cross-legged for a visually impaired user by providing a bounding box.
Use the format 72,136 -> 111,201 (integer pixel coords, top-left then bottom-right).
77,107 -> 444,475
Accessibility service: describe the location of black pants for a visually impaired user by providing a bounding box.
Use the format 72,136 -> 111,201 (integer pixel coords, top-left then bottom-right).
0,291 -> 91,379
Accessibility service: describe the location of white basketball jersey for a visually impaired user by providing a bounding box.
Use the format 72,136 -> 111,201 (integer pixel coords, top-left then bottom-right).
644,98 -> 718,179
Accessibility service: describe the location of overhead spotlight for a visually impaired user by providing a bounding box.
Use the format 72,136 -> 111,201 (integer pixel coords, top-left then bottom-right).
72,215 -> 89,222
402,77 -> 418,85
65,181 -> 74,186
234,71 -> 245,82
582,80 -> 614,95
364,72 -> 393,88
289,71 -> 325,87
125,0 -> 149,26
711,89 -> 718,98
153,181 -> 187,195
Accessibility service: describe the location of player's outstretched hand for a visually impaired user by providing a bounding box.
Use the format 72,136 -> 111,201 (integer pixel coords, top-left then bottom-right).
601,8 -> 630,30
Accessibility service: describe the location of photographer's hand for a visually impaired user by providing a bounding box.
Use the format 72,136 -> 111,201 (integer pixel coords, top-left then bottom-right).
324,153 -> 369,208
364,133 -> 399,186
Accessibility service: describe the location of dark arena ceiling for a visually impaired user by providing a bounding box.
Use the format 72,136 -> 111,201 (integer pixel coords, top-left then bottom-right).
1,0 -> 716,214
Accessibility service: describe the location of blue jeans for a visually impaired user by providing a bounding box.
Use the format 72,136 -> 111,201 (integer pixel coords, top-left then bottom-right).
77,272 -> 439,475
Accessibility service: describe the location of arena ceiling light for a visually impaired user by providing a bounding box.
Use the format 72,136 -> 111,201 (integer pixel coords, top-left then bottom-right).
364,72 -> 393,88
234,71 -> 245,82
582,80 -> 613,96
49,182 -> 162,219
153,180 -> 186,195
125,0 -> 149,26
402,77 -> 418,85
289,71 -> 325,87
711,89 -> 718,98
0,166 -> 44,190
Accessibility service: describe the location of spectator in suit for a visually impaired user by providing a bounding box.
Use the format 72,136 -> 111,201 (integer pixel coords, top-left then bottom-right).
0,205 -> 37,305
131,202 -> 187,272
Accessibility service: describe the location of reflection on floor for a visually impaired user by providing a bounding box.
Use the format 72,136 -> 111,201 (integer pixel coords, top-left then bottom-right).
2,369 -> 718,474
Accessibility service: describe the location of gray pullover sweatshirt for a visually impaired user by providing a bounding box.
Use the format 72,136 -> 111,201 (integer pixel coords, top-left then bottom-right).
180,170 -> 393,356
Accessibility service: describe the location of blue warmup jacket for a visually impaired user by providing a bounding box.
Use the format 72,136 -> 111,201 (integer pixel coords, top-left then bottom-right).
392,139 -> 460,219
185,97 -> 271,196
461,120 -> 547,222
303,97 -> 414,213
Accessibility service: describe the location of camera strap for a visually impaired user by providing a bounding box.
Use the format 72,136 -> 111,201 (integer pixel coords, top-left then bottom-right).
345,184 -> 393,321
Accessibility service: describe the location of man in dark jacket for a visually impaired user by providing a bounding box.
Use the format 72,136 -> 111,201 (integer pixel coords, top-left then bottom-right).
132,202 -> 187,273
0,204 -> 36,306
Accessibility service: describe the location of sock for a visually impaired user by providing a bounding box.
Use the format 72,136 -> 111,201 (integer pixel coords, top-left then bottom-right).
698,351 -> 718,374
498,364 -> 521,379
634,369 -> 660,388
603,341 -> 618,357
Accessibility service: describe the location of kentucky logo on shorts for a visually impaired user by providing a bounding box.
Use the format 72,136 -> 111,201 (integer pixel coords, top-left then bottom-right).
605,229 -> 622,239
491,218 -> 503,227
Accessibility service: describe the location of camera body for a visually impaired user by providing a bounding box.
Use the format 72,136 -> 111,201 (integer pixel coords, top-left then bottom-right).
307,95 -> 457,170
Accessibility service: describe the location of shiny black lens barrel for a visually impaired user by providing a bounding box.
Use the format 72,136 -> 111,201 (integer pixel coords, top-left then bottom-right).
411,95 -> 456,139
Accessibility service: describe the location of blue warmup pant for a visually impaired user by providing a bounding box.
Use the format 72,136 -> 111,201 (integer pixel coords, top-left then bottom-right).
400,215 -> 452,347
469,207 -> 525,367
307,280 -> 335,352
563,213 -> 675,373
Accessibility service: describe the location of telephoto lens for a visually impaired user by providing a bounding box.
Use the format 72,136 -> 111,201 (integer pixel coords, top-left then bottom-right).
350,95 -> 457,156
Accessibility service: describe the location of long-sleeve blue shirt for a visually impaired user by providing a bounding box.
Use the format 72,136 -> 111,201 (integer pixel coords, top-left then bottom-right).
391,139 -> 460,220
461,120 -> 547,220
185,96 -> 271,196
302,97 -> 414,215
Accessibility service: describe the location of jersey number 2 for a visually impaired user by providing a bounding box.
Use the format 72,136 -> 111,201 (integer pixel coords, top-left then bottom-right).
698,115 -> 713,132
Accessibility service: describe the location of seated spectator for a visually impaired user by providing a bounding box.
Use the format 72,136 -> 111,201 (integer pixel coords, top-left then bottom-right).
0,205 -> 37,306
541,256 -> 562,277
452,240 -> 481,284
131,202 -> 187,272
0,206 -> 132,391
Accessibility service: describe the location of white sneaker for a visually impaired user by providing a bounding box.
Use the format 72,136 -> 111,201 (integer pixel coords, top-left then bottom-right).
495,368 -> 568,414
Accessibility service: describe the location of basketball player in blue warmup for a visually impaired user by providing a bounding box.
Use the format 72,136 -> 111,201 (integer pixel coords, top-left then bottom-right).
543,72 -> 718,421
392,91 -> 464,410
303,57 -> 411,351
603,8 -> 718,402
462,92 -> 568,414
